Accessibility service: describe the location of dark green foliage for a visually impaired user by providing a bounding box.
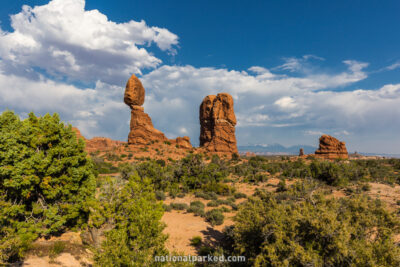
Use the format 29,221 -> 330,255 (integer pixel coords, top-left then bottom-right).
220,206 -> 230,213
190,201 -> 205,209
205,209 -> 225,226
92,157 -> 118,174
187,201 -> 205,217
195,191 -> 219,200
162,204 -> 172,212
118,162 -> 135,179
276,179 -> 287,192
207,200 -> 220,207
156,159 -> 166,167
177,192 -> 186,198
234,192 -> 247,199
190,236 -> 202,247
233,156 -> 400,186
170,203 -> 189,211
230,180 -> 400,266
155,190 -> 166,201
0,111 -> 96,263
92,175 -> 167,266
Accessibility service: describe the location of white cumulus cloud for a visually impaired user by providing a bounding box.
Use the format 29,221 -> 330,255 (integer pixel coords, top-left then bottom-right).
0,0 -> 178,85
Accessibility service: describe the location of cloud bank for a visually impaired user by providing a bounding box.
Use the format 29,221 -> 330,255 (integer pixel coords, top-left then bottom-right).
0,0 -> 399,153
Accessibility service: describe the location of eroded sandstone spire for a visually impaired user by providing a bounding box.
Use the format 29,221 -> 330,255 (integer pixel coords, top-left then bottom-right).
199,93 -> 237,154
124,74 -> 192,148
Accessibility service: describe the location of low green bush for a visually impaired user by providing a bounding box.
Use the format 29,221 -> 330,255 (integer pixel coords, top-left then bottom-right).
155,191 -> 166,201
234,192 -> 247,199
170,203 -> 189,211
205,209 -> 224,226
190,236 -> 202,247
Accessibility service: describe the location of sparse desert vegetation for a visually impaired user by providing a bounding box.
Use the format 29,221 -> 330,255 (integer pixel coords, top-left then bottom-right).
2,113 -> 400,266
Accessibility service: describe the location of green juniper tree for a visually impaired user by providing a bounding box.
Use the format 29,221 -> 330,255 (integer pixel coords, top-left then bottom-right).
0,111 -> 96,263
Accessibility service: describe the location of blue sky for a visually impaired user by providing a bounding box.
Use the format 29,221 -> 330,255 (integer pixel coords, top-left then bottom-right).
0,0 -> 399,153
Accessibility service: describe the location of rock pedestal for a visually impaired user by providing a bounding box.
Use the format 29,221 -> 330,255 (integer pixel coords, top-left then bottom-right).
124,74 -> 191,147
199,93 -> 237,154
315,135 -> 348,159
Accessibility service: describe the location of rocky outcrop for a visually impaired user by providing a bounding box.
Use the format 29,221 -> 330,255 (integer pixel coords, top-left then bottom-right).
85,137 -> 124,153
125,74 -> 192,147
175,136 -> 192,149
199,93 -> 237,154
124,74 -> 145,107
299,148 -> 304,156
124,74 -> 167,145
315,135 -> 348,159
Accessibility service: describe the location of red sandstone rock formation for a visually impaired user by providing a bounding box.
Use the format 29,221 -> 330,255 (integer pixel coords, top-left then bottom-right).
299,148 -> 304,156
124,74 -> 192,147
175,136 -> 192,149
85,137 -> 124,153
315,135 -> 348,159
199,93 -> 237,154
72,127 -> 85,141
124,74 -> 145,107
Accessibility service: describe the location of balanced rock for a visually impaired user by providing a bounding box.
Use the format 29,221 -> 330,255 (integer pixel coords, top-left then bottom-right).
299,148 -> 304,156
199,93 -> 237,154
124,74 -> 145,107
315,135 -> 348,159
124,74 -> 191,147
128,106 -> 167,145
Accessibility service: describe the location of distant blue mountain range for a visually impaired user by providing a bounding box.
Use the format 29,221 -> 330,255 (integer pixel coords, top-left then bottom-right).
238,144 -> 400,158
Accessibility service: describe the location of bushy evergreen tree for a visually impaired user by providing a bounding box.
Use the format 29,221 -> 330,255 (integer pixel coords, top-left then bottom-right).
93,175 -> 167,266
0,111 -> 96,263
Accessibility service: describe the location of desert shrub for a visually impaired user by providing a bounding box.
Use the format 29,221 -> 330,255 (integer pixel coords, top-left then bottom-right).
207,200 -> 220,207
118,162 -> 135,179
276,179 -> 287,192
170,203 -> 189,211
190,236 -> 202,247
195,191 -> 219,200
230,203 -> 238,211
49,241 -> 66,259
361,183 -> 372,191
230,181 -> 400,266
226,196 -> 236,203
234,192 -> 247,199
220,206 -> 230,213
105,153 -> 121,161
201,182 -> 236,196
155,191 -> 166,201
93,175 -> 167,266
187,206 -> 205,217
190,201 -> 205,209
92,157 -> 119,174
162,204 -> 172,212
156,159 -> 166,167
205,209 -> 225,226
187,201 -> 205,217
177,192 -> 186,198
0,111 -> 96,263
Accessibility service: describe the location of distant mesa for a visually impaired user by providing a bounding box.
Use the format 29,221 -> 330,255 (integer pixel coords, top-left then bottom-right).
199,93 -> 238,154
315,134 -> 348,159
